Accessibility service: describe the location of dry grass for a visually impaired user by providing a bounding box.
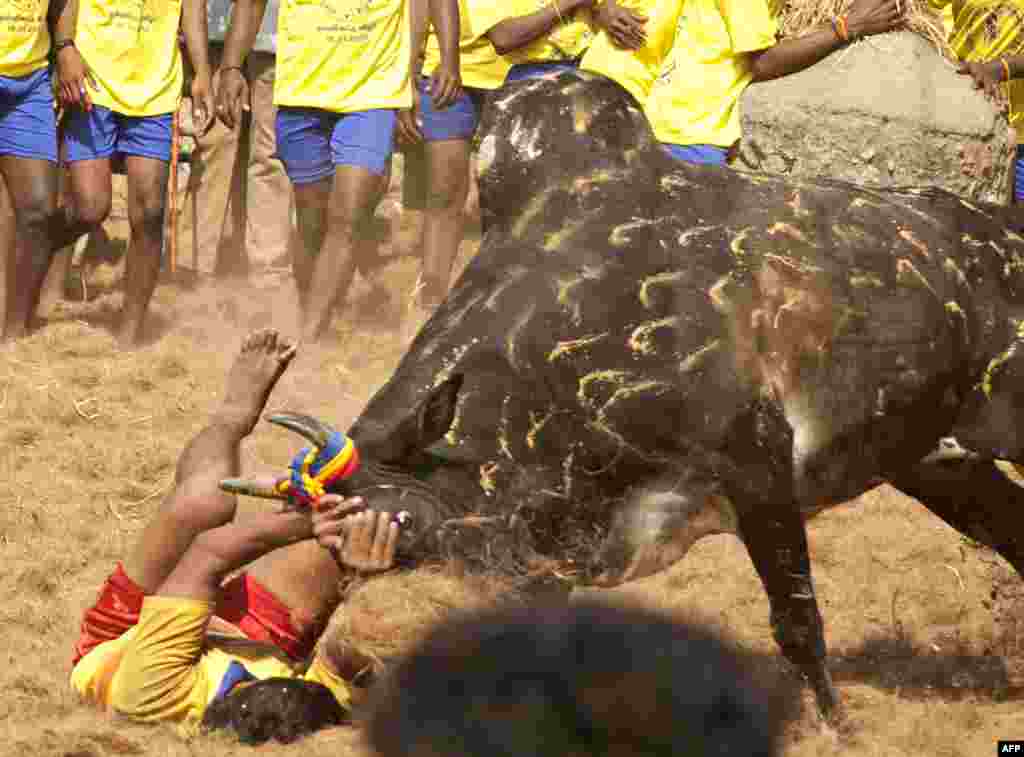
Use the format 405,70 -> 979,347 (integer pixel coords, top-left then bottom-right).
3,177 -> 1024,757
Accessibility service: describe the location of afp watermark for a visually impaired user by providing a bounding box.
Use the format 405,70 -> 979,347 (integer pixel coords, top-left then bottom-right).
1000,742 -> 1024,754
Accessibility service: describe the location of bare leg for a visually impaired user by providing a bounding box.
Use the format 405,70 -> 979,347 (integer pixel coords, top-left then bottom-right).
300,166 -> 388,343
118,155 -> 170,347
121,329 -> 296,592
418,138 -> 471,307
292,178 -> 330,312
48,157 -> 112,255
0,155 -> 59,340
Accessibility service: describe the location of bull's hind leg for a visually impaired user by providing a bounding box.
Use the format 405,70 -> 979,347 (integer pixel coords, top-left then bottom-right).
737,503 -> 840,721
889,458 -> 1024,577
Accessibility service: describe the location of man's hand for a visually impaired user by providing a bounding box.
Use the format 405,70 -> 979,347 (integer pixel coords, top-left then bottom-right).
845,0 -> 904,40
397,89 -> 424,145
215,66 -> 250,130
429,61 -> 462,110
191,69 -> 215,136
594,0 -> 646,50
957,60 -> 1007,102
55,46 -> 97,111
313,496 -> 401,574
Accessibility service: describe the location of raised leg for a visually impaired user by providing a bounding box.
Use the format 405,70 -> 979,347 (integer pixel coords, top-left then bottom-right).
889,457 -> 1024,577
121,329 -> 296,592
0,155 -> 58,340
118,154 -> 170,346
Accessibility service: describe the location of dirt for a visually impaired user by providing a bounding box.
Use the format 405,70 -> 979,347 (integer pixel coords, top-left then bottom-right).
3,173 -> 1024,757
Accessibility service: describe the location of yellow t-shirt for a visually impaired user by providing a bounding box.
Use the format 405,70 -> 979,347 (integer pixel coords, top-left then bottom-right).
930,0 -> 1024,142
70,596 -> 351,733
275,0 -> 412,112
646,0 -> 779,147
76,0 -> 184,117
0,0 -> 50,78
580,0 -> 684,105
502,0 -> 596,65
423,0 -> 510,90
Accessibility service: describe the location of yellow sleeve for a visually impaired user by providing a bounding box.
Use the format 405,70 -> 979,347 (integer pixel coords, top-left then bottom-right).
108,596 -> 215,726
720,0 -> 778,54
303,653 -> 353,712
467,0 -> 511,40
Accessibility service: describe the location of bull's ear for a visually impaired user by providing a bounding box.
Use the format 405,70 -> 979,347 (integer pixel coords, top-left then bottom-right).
381,374 -> 464,461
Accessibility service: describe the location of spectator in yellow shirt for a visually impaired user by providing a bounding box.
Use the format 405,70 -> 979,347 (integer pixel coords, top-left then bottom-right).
932,1 -> 1024,203
42,0 -> 214,347
70,329 -> 403,742
217,0 -> 459,344
1,0 -> 76,341
589,0 -> 902,168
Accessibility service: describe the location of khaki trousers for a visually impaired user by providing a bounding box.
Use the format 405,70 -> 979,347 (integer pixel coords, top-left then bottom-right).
180,49 -> 294,274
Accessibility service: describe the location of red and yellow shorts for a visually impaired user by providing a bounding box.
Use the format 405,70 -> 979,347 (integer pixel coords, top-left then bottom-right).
72,563 -> 316,666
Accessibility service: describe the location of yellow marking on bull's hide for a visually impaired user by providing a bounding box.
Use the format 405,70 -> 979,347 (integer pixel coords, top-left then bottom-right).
441,291 -> 488,333
943,258 -> 969,289
709,273 -> 735,314
850,197 -> 881,210
597,381 -> 674,422
960,198 -> 985,215
639,271 -> 686,309
444,388 -> 471,446
944,300 -> 967,329
432,339 -> 477,388
572,99 -> 594,134
610,218 -> 653,248
479,462 -> 499,495
527,408 -> 563,450
506,304 -> 537,371
660,173 -> 697,192
961,233 -> 984,248
989,240 -> 1007,259
629,317 -> 680,356
556,266 -> 604,325
831,225 -> 863,244
1006,229 -> 1024,244
678,225 -> 716,247
544,219 -> 586,252
895,258 -> 937,298
574,167 -> 628,195
850,271 -> 885,288
512,186 -> 561,240
476,134 -> 497,175
577,370 -> 631,407
679,339 -> 721,374
898,228 -> 931,260
484,266 -> 530,311
547,333 -> 610,362
561,449 -> 576,501
981,340 -> 1020,399
763,253 -> 822,276
498,395 -> 514,460
767,222 -> 809,243
729,228 -> 754,260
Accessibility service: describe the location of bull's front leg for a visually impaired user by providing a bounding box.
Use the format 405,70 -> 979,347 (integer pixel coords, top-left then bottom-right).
738,504 -> 839,722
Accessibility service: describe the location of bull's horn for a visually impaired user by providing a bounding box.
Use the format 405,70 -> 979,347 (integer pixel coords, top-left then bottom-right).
220,476 -> 288,500
266,412 -> 336,449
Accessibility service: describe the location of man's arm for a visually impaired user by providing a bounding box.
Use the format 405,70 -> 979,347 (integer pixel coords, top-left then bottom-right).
486,0 -> 595,56
747,0 -> 902,83
216,0 -> 269,128
182,0 -> 215,134
49,0 -> 95,110
428,0 -> 461,108
398,0 -> 429,144
958,56 -> 1024,101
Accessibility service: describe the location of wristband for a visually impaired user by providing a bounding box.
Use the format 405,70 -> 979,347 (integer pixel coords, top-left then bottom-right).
833,15 -> 850,43
220,65 -> 246,78
52,39 -> 75,54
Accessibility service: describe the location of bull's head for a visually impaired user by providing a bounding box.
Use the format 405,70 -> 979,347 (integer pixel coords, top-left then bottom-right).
221,376 -> 471,560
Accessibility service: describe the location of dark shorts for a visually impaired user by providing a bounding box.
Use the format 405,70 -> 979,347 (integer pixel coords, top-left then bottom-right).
64,105 -> 174,163
504,60 -> 580,83
275,107 -> 396,184
662,142 -> 729,167
0,67 -> 58,163
417,76 -> 488,142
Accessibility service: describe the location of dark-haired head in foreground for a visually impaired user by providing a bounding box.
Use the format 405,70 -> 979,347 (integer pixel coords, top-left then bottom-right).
366,600 -> 789,757
202,678 -> 346,745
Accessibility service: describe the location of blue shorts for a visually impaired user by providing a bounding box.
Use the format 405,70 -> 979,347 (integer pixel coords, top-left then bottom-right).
275,107 -> 396,184
0,67 -> 58,163
418,77 -> 488,142
64,106 -> 173,163
505,60 -> 580,83
662,143 -> 729,167
1016,145 -> 1024,203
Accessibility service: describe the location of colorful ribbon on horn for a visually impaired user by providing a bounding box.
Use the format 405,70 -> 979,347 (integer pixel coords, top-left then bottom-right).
275,430 -> 360,507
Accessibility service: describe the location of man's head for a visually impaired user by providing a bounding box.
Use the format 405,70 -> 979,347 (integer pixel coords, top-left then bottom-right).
366,600 -> 791,757
201,678 -> 346,745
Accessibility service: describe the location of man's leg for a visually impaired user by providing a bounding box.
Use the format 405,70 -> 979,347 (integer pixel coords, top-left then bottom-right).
121,329 -> 296,592
300,110 -> 394,342
245,53 -> 294,270
418,139 -> 472,307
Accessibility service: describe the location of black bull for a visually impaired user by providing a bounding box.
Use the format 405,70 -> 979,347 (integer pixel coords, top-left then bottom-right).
237,71 -> 1024,719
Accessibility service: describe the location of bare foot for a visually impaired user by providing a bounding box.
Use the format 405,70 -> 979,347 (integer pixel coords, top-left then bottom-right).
215,329 -> 298,435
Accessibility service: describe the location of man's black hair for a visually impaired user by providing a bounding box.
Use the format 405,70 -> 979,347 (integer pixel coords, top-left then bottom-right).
367,599 -> 792,757
201,677 -> 346,745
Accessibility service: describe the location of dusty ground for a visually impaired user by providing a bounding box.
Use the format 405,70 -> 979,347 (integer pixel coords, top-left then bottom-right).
3,176 -> 1024,757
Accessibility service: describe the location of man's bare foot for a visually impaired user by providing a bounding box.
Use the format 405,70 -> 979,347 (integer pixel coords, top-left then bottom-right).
216,329 -> 298,435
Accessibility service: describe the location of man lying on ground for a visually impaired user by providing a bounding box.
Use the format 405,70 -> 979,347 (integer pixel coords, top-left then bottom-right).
70,329 -> 401,743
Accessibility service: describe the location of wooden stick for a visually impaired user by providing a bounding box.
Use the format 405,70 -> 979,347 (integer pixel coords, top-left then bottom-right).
168,105 -> 181,274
